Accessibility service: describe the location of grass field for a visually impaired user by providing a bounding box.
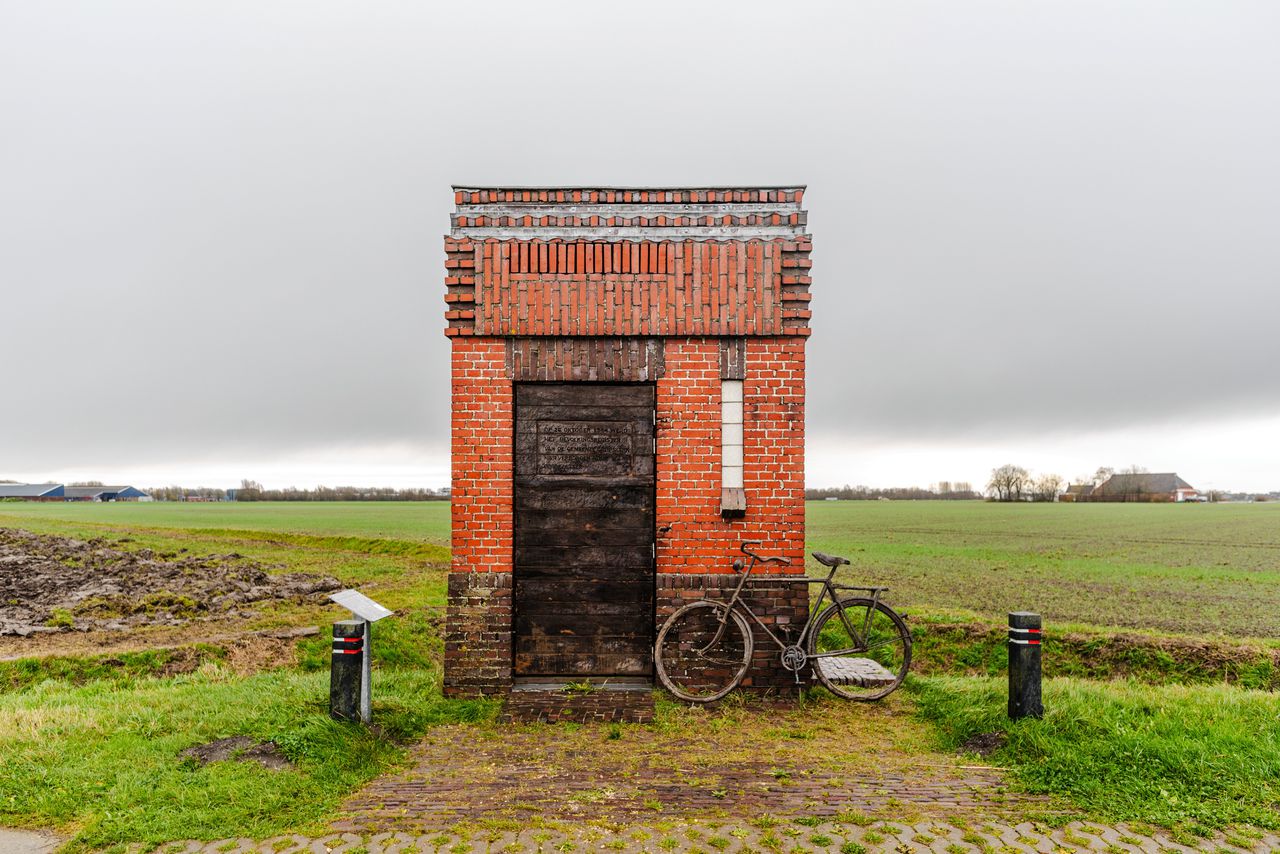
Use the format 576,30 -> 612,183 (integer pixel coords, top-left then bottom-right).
808,500 -> 1280,638
5,498 -> 1278,637
0,500 -> 451,543
2,499 -> 1279,848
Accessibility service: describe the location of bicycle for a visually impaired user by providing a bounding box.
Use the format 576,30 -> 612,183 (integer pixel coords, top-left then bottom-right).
654,541 -> 911,702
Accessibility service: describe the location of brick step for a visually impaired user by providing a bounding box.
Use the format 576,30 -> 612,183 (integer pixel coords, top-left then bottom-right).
499,687 -> 656,724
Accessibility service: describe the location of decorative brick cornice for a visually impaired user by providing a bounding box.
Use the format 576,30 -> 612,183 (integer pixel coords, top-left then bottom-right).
443,237 -> 477,337
444,238 -> 813,338
779,237 -> 814,332
451,186 -> 806,241
443,187 -> 813,339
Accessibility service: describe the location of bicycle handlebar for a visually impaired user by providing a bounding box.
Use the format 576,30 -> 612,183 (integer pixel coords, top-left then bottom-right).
739,540 -> 792,566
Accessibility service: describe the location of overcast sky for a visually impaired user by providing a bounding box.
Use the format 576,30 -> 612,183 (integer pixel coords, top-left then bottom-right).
3,1 -> 1278,492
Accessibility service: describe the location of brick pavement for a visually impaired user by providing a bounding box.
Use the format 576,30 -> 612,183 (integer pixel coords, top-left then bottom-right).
337,724 -> 1040,832
150,721 -> 1279,853
157,819 -> 1280,853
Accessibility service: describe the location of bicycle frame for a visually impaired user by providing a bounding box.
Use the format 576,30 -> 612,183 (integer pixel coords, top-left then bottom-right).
708,551 -> 889,659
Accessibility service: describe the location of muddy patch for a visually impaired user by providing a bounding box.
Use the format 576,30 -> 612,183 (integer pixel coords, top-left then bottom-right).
958,731 -> 1006,758
180,736 -> 293,771
0,527 -> 340,636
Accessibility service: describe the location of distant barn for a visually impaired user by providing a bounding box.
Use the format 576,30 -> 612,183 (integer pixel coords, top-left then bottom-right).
0,483 -> 65,500
1089,473 -> 1197,503
62,485 -> 151,502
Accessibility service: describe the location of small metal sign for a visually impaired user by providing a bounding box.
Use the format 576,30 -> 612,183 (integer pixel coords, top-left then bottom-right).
327,590 -> 393,724
328,589 -> 394,622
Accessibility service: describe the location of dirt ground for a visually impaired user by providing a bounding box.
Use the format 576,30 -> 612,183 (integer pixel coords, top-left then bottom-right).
0,526 -> 340,639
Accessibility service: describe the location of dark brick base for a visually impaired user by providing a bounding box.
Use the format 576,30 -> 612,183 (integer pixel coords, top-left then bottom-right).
446,571 -> 809,702
500,689 -> 655,723
443,572 -> 513,697
656,573 -> 810,692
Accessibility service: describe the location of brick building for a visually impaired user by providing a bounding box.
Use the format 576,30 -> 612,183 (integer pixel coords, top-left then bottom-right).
442,186 -> 813,697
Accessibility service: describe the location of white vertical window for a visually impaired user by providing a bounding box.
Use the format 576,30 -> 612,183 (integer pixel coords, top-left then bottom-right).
721,379 -> 746,515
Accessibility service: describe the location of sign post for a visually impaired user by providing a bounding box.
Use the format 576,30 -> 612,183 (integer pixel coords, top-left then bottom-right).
328,589 -> 394,724
330,619 -> 364,721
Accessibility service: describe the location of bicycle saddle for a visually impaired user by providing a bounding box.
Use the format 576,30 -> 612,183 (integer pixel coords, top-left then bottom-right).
812,552 -> 850,567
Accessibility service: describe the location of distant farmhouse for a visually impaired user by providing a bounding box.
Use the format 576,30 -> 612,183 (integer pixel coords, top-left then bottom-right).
0,483 -> 150,502
1059,483 -> 1094,503
1087,473 -> 1198,503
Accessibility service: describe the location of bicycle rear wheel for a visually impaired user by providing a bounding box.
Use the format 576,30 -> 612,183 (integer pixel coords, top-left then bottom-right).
807,597 -> 911,701
655,600 -> 753,702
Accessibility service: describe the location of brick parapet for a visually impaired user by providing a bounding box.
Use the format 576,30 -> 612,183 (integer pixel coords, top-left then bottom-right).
450,186 -> 807,242
454,187 -> 804,206
443,186 -> 812,338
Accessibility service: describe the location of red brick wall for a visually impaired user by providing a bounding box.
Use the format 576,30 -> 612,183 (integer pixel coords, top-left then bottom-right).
450,334 -> 804,579
655,338 -> 806,575
449,338 -> 512,574
447,334 -> 806,695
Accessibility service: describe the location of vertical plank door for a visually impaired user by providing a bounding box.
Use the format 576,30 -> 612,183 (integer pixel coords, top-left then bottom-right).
513,383 -> 656,677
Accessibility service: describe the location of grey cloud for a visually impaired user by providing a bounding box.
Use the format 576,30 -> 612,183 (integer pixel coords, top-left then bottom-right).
2,1 -> 1278,475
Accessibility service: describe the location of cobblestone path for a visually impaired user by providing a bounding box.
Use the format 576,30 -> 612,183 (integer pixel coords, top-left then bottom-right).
159,820 -> 1280,853
337,725 -> 1041,831
154,721 -> 1278,853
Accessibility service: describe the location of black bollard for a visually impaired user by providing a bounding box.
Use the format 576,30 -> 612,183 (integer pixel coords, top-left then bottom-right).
330,619 -> 365,721
1007,612 -> 1043,720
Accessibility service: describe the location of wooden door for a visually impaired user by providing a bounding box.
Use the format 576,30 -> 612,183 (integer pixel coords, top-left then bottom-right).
513,383 -> 656,677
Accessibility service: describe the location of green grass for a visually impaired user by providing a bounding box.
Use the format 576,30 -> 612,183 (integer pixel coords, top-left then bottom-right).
0,509 -> 467,850
807,500 -> 1280,638
0,645 -> 228,693
911,675 -> 1280,830
0,500 -> 451,544
3,499 -> 1280,844
0,664 -> 494,852
912,615 -> 1280,689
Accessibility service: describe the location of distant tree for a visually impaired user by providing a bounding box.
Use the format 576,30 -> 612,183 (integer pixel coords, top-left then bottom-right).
1093,467 -> 1114,486
1120,464 -> 1149,475
70,480 -> 104,487
987,465 -> 1030,502
806,483 -> 980,501
237,479 -> 264,501
1031,473 -> 1064,502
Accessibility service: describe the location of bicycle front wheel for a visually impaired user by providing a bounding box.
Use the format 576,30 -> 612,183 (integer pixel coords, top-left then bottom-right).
655,600 -> 753,702
807,597 -> 911,701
